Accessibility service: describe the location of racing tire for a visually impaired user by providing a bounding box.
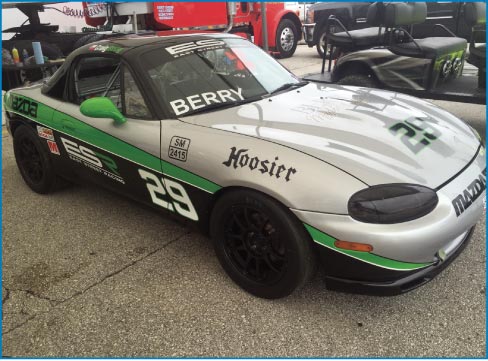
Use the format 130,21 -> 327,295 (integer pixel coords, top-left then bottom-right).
337,74 -> 378,88
8,40 -> 63,61
210,189 -> 317,299
275,19 -> 299,59
13,126 -> 59,194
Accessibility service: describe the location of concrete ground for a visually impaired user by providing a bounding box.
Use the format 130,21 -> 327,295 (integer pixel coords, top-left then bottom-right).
2,44 -> 486,357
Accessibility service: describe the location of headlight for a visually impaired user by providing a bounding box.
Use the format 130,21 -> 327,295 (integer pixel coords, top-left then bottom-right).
306,9 -> 314,23
348,184 -> 438,224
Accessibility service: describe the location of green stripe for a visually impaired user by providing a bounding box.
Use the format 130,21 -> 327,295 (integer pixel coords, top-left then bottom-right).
6,94 -> 221,193
304,224 -> 432,271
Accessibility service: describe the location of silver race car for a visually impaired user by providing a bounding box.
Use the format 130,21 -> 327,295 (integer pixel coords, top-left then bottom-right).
4,33 -> 485,299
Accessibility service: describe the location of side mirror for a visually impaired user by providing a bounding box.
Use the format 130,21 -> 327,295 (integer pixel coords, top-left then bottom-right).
80,97 -> 126,124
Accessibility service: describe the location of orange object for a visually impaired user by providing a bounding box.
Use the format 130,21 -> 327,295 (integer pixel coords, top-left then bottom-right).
334,240 -> 373,252
12,47 -> 20,64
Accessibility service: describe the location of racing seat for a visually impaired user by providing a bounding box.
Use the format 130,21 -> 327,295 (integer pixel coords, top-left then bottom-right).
464,2 -> 486,88
385,3 -> 467,60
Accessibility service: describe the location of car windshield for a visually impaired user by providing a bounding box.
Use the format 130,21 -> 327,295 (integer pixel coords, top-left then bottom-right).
141,37 -> 303,117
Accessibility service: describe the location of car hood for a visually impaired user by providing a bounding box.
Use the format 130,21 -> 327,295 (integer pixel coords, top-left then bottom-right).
183,83 -> 480,188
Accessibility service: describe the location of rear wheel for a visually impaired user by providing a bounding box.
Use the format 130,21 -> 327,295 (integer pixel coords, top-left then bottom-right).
13,126 -> 58,194
275,19 -> 298,58
210,189 -> 317,299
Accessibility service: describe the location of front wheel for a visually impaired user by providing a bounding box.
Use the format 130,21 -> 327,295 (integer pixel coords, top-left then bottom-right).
210,190 -> 317,299
275,19 -> 298,58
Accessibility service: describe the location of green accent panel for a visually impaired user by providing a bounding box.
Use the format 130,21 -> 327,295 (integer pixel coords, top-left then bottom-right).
6,94 -> 221,193
304,224 -> 432,271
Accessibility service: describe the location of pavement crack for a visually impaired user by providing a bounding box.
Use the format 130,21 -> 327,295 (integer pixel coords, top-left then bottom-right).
2,288 -> 10,306
2,231 -> 190,336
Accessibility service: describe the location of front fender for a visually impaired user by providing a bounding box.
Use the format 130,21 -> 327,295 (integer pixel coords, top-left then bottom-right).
160,120 -> 367,214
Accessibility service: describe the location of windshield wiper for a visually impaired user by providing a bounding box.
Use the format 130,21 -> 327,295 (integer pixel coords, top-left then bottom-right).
269,80 -> 309,95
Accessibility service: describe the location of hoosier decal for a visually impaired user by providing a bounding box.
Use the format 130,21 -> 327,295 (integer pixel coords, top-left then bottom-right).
47,140 -> 60,155
452,168 -> 486,217
222,147 -> 297,182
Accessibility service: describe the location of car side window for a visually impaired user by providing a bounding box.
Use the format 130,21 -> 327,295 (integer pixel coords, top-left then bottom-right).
74,56 -> 121,106
123,68 -> 151,119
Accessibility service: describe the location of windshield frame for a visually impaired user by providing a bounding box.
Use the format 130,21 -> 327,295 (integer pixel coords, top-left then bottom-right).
135,36 -> 302,119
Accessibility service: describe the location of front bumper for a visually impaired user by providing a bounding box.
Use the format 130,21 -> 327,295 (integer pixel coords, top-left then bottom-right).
302,23 -> 316,46
321,226 -> 474,296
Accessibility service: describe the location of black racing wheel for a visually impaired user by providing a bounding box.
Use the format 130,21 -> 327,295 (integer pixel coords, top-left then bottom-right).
210,189 -> 317,299
13,126 -> 57,194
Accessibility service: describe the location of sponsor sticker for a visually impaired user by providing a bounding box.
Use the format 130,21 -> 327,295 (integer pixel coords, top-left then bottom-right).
88,44 -> 123,54
47,140 -> 60,155
452,168 -> 486,217
165,39 -> 225,58
37,126 -> 54,140
222,147 -> 297,182
168,136 -> 190,162
60,137 -> 125,184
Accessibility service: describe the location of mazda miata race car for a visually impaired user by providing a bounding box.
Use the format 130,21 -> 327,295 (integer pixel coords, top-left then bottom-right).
4,33 -> 485,299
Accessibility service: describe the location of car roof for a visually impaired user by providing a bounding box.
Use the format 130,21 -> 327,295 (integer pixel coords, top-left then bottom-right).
41,31 -> 242,96
72,31 -> 240,58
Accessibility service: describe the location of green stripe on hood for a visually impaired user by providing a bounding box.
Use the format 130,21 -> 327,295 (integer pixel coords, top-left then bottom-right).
304,224 -> 433,271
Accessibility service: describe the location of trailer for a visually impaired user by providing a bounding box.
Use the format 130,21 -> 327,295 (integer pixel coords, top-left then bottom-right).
82,2 -> 303,58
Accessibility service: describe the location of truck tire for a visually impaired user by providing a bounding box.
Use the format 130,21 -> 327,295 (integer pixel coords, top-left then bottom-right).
72,33 -> 106,51
8,40 -> 63,61
275,19 -> 298,59
316,28 -> 328,58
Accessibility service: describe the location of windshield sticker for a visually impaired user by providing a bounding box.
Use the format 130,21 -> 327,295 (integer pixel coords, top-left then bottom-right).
88,44 -> 124,54
37,126 -> 54,141
452,168 -> 486,217
168,136 -> 190,162
170,88 -> 244,116
222,147 -> 297,182
389,118 -> 441,154
166,39 -> 226,58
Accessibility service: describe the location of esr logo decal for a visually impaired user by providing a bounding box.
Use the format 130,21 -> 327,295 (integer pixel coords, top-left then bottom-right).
61,137 -> 125,184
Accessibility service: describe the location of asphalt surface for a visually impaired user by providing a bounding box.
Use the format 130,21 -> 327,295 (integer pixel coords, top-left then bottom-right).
2,44 -> 486,357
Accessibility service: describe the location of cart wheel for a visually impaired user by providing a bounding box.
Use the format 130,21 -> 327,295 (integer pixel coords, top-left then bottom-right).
337,74 -> 378,88
210,189 -> 317,299
275,19 -> 298,59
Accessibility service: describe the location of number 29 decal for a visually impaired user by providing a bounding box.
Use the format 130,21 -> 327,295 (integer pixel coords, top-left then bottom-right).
139,169 -> 199,221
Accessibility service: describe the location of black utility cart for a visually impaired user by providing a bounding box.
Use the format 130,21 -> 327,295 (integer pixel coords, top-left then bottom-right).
304,2 -> 486,105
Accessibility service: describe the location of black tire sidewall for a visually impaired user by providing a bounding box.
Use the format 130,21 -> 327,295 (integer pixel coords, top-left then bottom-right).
337,74 -> 378,88
13,125 -> 56,194
316,28 -> 327,58
210,190 -> 316,299
275,19 -> 298,59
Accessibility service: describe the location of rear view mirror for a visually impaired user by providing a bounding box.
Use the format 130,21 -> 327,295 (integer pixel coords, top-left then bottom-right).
80,97 -> 126,124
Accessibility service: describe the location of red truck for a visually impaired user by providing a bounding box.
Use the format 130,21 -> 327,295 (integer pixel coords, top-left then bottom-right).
82,2 -> 302,58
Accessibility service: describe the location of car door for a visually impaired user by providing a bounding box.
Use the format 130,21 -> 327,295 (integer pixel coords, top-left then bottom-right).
53,54 -> 163,207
